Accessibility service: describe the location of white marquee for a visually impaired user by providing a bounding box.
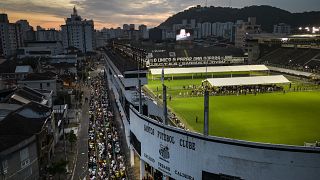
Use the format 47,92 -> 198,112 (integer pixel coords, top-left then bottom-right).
205,75 -> 290,87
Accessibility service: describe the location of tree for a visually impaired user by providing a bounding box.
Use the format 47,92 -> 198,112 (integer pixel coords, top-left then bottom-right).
68,130 -> 77,151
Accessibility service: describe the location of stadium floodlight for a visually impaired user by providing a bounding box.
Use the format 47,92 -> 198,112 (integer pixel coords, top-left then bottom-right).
305,27 -> 310,31
312,27 -> 319,34
299,27 -> 302,30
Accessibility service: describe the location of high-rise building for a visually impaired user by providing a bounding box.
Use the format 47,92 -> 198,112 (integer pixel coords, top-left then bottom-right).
36,29 -> 62,41
0,14 -> 22,57
273,23 -> 291,34
190,19 -> 196,29
61,6 -> 95,53
129,24 -> 135,30
212,22 -> 234,41
16,20 -> 33,45
123,24 -> 129,30
149,28 -> 163,42
201,22 -> 212,37
0,14 -> 10,57
235,17 -> 261,48
182,19 -> 188,26
138,24 -> 148,39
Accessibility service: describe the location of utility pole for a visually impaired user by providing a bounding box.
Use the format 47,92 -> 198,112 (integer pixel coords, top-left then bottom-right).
204,90 -> 209,136
60,104 -> 67,161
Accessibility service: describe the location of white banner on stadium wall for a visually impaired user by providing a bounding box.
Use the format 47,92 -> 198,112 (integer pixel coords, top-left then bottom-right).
129,108 -> 320,180
146,56 -> 245,67
130,109 -> 201,179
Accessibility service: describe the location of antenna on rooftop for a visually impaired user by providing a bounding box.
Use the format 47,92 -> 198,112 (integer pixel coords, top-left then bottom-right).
205,0 -> 208,7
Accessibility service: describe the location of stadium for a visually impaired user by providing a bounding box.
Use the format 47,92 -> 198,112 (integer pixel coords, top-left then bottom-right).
147,65 -> 320,146
103,37 -> 320,180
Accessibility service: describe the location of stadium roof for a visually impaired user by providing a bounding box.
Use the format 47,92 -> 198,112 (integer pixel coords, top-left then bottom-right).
205,75 -> 290,87
267,66 -> 314,77
150,65 -> 269,75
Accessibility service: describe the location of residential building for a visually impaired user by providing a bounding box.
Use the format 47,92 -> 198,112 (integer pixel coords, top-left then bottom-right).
235,17 -> 261,48
0,14 -> 22,57
149,28 -> 163,42
129,24 -> 135,30
172,24 -> 183,32
17,41 -> 63,58
0,99 -> 54,180
123,24 -> 129,31
182,19 -> 188,26
138,25 -> 148,39
273,23 -> 291,34
201,22 -> 212,37
0,59 -> 34,82
0,14 -> 10,57
15,20 -> 33,45
61,6 -> 94,53
18,72 -> 59,96
212,22 -> 234,41
36,29 -> 61,41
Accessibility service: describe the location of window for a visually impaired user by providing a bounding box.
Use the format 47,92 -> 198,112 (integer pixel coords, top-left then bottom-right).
40,83 -> 43,89
20,148 -> 30,168
47,82 -> 50,87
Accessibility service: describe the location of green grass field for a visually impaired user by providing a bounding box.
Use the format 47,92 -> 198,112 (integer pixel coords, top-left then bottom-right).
146,72 -> 320,146
168,92 -> 320,145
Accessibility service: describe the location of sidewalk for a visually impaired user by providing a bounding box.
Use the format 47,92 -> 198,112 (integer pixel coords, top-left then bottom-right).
50,89 -> 88,180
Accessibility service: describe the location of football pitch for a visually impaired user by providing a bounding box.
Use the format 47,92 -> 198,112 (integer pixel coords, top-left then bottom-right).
146,74 -> 320,146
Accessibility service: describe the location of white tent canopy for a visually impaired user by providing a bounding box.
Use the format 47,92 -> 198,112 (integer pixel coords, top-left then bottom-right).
205,75 -> 290,87
150,65 -> 269,75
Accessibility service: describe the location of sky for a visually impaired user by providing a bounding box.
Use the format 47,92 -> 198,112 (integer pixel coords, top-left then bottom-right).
0,0 -> 319,30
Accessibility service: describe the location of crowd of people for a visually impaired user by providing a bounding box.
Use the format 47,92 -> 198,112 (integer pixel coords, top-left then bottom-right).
88,74 -> 127,180
209,84 -> 284,96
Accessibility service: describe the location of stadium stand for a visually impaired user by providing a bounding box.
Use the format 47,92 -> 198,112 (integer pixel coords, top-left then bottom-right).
150,65 -> 269,75
259,47 -> 320,73
148,46 -> 244,59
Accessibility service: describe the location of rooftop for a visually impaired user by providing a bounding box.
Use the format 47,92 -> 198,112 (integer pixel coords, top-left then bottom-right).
22,72 -> 57,81
15,65 -> 33,73
205,75 -> 290,87
3,86 -> 48,106
0,102 -> 51,151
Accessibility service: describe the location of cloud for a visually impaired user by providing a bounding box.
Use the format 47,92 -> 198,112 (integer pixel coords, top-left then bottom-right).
2,0 -> 320,30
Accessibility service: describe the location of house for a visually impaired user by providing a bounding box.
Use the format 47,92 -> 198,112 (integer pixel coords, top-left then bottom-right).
0,102 -> 54,180
4,86 -> 52,107
17,72 -> 59,96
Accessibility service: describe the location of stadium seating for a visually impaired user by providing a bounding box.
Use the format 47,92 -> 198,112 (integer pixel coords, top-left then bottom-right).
258,47 -> 320,72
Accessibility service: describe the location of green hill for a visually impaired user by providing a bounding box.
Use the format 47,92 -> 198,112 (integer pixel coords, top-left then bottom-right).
159,5 -> 320,32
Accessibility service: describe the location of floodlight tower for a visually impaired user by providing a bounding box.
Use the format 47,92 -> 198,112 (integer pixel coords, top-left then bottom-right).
162,66 -> 168,125
204,61 -> 210,136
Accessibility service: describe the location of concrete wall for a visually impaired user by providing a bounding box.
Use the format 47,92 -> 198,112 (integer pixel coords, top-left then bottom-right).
130,107 -> 320,180
0,136 -> 39,180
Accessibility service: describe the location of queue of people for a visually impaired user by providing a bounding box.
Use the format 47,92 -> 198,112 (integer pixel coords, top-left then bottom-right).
88,74 -> 127,180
